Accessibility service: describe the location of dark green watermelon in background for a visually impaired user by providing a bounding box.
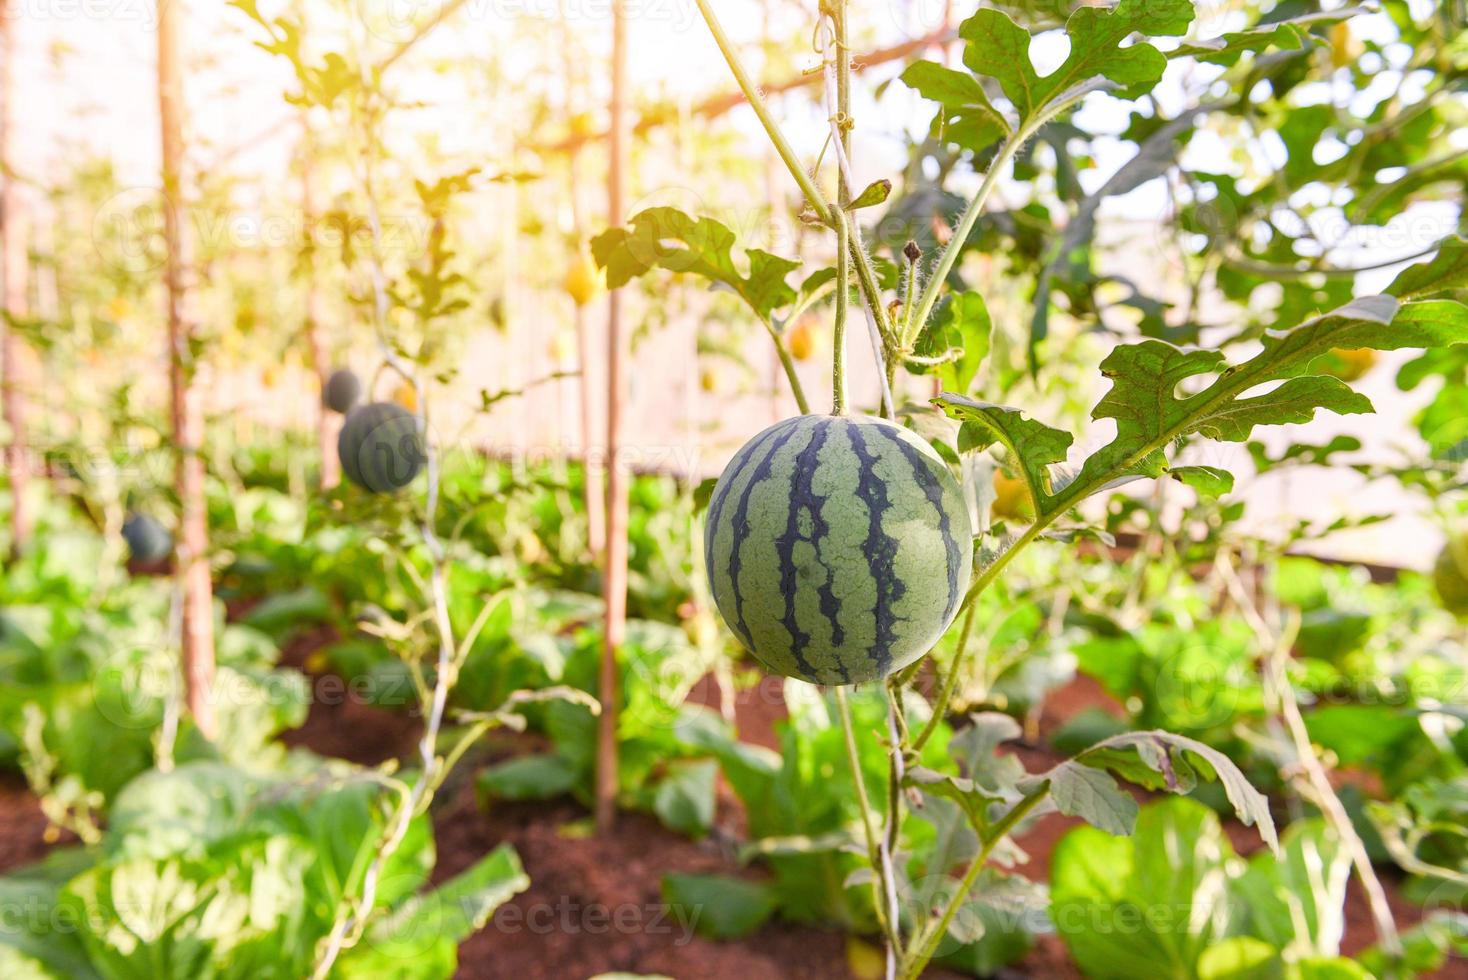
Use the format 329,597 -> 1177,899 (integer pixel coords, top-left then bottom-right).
323,368 -> 362,414
338,402 -> 426,494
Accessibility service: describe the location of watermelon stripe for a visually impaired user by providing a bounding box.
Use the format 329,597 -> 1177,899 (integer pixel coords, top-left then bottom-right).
869,425 -> 966,623
774,418 -> 839,682
845,422 -> 905,677
704,422 -> 781,586
724,420 -> 806,651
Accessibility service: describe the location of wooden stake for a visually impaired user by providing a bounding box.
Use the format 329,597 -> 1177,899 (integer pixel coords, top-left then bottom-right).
158,0 -> 217,739
595,0 -> 629,832
1,0 -> 32,559
299,114 -> 338,489
556,1 -> 605,558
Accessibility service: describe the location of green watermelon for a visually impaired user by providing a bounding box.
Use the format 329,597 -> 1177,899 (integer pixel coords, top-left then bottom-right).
1434,539 -> 1468,616
323,368 -> 362,414
338,402 -> 425,493
705,414 -> 973,685
121,512 -> 173,563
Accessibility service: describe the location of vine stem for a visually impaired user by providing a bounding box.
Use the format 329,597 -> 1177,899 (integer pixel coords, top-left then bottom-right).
819,9 -> 894,418
310,34 -> 457,977
899,786 -> 1048,980
765,319 -> 812,414
833,207 -> 850,415
692,0 -> 895,348
911,599 -> 977,753
906,87 -> 1103,345
693,0 -> 830,224
1215,552 -> 1402,960
835,686 -> 901,956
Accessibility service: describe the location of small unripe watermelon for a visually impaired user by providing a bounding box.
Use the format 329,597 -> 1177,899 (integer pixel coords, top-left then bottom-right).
704,414 -> 973,685
323,368 -> 363,414
1321,348 -> 1377,383
787,317 -> 817,361
338,402 -> 426,493
564,252 -> 602,307
1434,540 -> 1468,616
122,512 -> 173,563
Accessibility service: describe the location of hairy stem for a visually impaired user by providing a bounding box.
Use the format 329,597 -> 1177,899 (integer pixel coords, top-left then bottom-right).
835,686 -> 900,953
763,319 -> 813,414
899,787 -> 1048,980
908,89 -> 1099,345
911,599 -> 978,754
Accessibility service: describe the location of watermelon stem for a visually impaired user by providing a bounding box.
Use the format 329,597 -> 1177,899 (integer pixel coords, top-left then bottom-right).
900,786 -> 1050,980
911,600 -> 978,754
833,207 -> 850,415
835,685 -> 901,956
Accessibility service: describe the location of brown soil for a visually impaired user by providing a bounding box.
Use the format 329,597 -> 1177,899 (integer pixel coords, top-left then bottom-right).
274,624 -> 425,766
0,772 -> 73,872
433,786 -> 931,980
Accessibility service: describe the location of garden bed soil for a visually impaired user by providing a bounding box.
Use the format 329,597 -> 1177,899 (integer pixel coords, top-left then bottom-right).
0,772 -> 73,872
0,621 -> 1460,978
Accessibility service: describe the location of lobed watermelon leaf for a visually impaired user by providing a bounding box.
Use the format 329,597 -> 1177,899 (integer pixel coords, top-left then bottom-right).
934,396 -> 1072,518
590,207 -> 800,321
1168,7 -> 1362,66
1023,730 -> 1279,850
957,0 -> 1195,122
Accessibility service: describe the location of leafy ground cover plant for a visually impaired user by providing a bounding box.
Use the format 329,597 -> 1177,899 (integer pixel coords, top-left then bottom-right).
1053,797 -> 1467,980
0,759 -> 530,979
0,514 -> 308,841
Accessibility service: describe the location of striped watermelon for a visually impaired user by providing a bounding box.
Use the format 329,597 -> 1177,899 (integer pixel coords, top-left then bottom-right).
705,414 -> 973,685
323,368 -> 362,414
338,402 -> 426,493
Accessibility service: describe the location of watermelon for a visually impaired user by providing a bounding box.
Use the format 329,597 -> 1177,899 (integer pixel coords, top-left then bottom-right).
1434,540 -> 1468,616
705,414 -> 973,685
338,402 -> 426,493
122,512 -> 172,563
323,368 -> 362,414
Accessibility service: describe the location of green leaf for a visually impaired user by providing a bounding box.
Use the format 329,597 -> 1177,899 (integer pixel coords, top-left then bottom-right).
652,759 -> 718,838
947,713 -> 1026,796
958,0 -> 1194,121
1170,466 -> 1234,498
1387,236 -> 1468,299
1052,798 -> 1238,978
1195,937 -> 1281,979
916,293 -> 991,395
339,844 -> 530,979
1066,292 -> 1468,498
692,477 -> 718,515
1169,7 -> 1363,66
475,753 -> 580,802
845,179 -> 892,211
1233,821 -> 1349,958
590,207 -> 799,320
1078,731 -> 1278,851
661,873 -> 776,939
900,59 -> 1011,152
936,395 -> 1073,515
1027,762 -> 1138,836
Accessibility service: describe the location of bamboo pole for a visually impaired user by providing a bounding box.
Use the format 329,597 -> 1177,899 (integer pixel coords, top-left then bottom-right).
557,1 -> 605,558
299,114 -> 338,489
158,0 -> 217,739
595,0 -> 629,832
536,25 -> 955,157
1,0 -> 32,559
